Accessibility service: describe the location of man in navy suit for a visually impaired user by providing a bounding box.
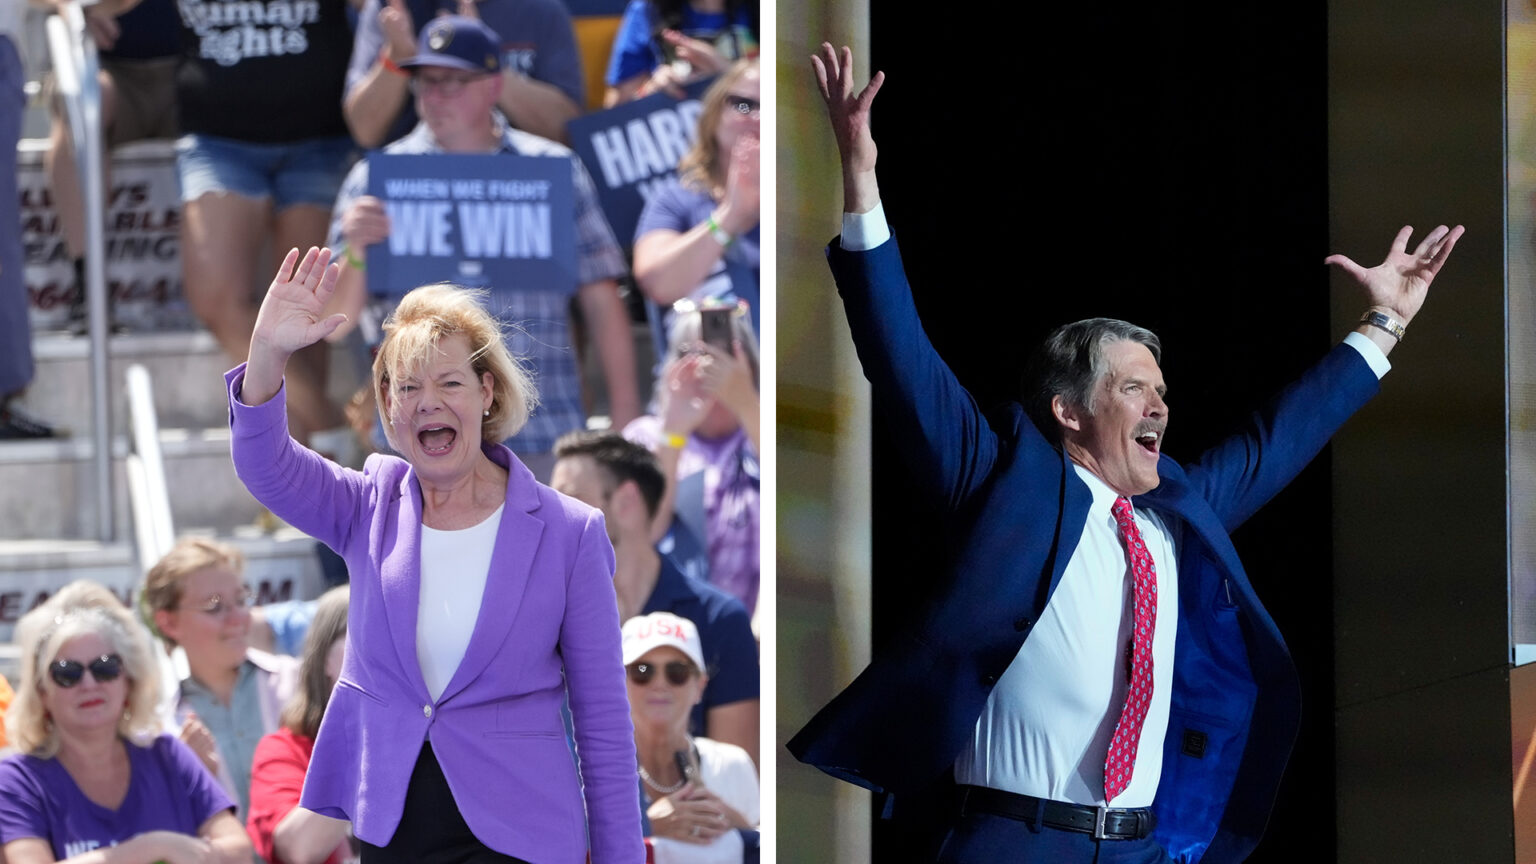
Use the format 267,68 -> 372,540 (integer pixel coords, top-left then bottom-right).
787,45 -> 1464,863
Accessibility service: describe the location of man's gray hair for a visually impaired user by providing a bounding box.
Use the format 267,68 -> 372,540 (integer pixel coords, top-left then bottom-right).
1022,318 -> 1162,445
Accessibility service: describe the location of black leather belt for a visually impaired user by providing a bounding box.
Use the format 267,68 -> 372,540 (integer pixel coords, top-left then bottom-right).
957,785 -> 1156,840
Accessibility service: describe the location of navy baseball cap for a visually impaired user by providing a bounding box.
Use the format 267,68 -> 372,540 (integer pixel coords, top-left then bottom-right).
401,16 -> 502,74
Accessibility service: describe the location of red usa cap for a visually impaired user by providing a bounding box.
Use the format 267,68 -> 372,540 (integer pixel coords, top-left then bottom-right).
621,612 -> 705,671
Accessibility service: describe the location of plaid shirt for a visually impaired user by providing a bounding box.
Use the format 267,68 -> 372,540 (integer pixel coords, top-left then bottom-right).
330,116 -> 627,453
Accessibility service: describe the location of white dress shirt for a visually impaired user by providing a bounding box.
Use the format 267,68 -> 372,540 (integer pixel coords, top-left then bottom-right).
418,504 -> 504,702
953,467 -> 1179,806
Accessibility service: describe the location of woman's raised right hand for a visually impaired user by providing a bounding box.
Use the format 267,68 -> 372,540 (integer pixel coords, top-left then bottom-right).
253,247 -> 348,356
242,247 -> 348,406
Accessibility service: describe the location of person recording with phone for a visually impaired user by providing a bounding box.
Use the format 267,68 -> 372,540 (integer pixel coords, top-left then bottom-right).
624,302 -> 760,618
623,612 -> 758,864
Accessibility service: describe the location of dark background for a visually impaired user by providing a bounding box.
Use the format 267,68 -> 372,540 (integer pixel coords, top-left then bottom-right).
866,5 -> 1334,860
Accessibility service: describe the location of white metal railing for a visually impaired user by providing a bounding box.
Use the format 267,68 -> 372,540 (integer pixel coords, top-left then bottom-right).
125,364 -> 174,574
44,2 -> 114,542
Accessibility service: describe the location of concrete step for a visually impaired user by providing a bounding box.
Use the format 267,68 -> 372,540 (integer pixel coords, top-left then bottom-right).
0,426 -> 259,541
14,330 -> 234,436
0,532 -> 329,644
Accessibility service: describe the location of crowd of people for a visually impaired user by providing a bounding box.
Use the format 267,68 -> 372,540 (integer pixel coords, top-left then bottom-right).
0,0 -> 761,861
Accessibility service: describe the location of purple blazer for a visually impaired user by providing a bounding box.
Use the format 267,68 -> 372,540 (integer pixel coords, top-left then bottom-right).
226,365 -> 644,864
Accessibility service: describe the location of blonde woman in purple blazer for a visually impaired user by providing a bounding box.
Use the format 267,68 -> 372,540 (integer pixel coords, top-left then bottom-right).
226,247 -> 644,864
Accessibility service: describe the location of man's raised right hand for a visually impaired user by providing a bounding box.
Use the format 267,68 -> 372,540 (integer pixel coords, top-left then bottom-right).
811,43 -> 884,214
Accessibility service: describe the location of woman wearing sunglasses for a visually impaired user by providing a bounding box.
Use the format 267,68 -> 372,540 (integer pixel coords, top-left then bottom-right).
139,537 -> 301,822
625,302 -> 760,622
0,580 -> 251,863
631,57 -> 761,362
622,612 -> 757,863
228,260 -> 642,863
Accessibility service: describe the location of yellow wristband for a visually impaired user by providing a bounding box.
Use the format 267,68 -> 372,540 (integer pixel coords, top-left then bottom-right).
661,432 -> 687,449
342,246 -> 365,271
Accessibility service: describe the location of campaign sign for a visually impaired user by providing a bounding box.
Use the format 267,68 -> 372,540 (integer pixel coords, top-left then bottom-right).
365,154 -> 575,296
568,79 -> 711,248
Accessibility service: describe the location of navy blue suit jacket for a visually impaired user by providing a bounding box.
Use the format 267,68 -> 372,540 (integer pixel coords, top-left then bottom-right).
787,236 -> 1380,863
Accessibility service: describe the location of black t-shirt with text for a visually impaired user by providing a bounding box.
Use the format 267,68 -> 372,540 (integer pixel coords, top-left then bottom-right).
176,0 -> 353,142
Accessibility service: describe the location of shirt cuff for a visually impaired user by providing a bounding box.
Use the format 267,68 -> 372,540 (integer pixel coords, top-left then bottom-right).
1342,330 -> 1391,380
840,201 -> 891,252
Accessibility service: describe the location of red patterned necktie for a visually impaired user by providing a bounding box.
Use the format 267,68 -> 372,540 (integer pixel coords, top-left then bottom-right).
1105,496 -> 1158,803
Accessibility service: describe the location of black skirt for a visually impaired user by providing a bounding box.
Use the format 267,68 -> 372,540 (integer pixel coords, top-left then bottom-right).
359,741 -> 534,864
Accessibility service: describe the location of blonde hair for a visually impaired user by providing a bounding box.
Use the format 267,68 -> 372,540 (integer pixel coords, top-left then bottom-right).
373,284 -> 538,450
677,57 -> 759,196
6,581 -> 163,758
139,536 -> 245,647
281,585 -> 350,739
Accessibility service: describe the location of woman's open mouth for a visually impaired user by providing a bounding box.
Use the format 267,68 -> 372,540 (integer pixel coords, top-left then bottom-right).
419,425 -> 457,454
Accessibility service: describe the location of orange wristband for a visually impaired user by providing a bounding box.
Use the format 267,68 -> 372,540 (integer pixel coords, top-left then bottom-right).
380,48 -> 408,76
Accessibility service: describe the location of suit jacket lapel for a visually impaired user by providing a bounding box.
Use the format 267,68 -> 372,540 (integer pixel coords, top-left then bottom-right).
381,467 -> 430,698
1141,469 -> 1241,572
437,446 -> 546,704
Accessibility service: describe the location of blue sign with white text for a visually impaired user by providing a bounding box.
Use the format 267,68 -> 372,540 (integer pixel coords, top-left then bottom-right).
365,154 -> 576,296
567,79 -> 712,249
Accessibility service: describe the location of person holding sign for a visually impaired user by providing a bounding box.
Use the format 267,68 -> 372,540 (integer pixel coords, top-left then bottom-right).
632,58 -> 759,362
327,15 -> 638,480
227,247 -> 644,863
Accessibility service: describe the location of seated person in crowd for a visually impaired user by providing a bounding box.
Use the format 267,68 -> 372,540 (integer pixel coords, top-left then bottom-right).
625,303 -> 759,617
329,15 -> 638,480
345,0 -> 584,146
604,0 -> 756,105
624,612 -> 758,864
140,537 -> 300,820
247,586 -> 354,864
633,58 -> 759,362
552,431 -> 759,765
0,580 -> 249,863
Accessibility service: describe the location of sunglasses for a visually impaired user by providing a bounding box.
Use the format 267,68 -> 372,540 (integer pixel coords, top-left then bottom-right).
49,654 -> 123,688
182,588 -> 253,618
726,95 -> 760,116
626,660 -> 697,686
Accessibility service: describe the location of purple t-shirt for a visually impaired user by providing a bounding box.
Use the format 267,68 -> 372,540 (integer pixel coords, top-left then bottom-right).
0,734 -> 235,859
626,416 -> 760,614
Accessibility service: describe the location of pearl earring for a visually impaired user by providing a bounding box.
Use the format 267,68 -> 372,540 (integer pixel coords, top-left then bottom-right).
484,409 -> 490,417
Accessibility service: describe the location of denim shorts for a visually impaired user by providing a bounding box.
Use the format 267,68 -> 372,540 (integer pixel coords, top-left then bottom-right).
175,133 -> 356,209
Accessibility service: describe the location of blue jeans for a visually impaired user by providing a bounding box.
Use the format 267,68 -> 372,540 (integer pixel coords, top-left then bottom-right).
175,132 -> 354,209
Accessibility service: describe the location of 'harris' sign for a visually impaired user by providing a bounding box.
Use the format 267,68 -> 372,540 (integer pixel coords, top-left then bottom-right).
568,79 -> 711,249
366,154 -> 576,296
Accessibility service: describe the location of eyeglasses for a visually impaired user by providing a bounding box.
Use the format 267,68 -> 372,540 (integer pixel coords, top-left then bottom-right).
625,660 -> 697,686
49,654 -> 123,688
181,588 -> 253,617
410,72 -> 491,97
725,95 -> 760,117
